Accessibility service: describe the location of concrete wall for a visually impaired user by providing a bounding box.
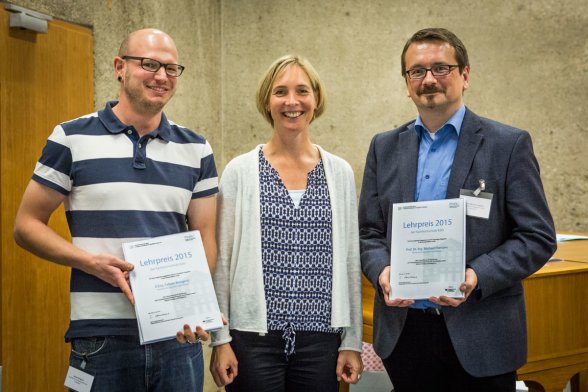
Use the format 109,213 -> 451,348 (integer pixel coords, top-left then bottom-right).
13,0 -> 586,230
220,0 -> 587,232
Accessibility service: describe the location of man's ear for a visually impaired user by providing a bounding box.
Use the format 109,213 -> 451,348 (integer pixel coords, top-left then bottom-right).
462,66 -> 470,92
114,57 -> 125,78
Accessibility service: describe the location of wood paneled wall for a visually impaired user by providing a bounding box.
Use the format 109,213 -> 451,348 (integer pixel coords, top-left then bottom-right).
1,10 -> 93,390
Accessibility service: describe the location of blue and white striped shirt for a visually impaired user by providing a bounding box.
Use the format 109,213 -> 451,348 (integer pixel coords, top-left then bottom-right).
33,101 -> 218,339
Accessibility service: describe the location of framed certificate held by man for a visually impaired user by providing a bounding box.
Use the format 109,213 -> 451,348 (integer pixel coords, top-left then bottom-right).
123,230 -> 223,344
390,198 -> 466,299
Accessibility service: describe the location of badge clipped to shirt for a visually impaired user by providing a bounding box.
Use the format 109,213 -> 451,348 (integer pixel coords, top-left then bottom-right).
64,365 -> 94,392
459,179 -> 493,219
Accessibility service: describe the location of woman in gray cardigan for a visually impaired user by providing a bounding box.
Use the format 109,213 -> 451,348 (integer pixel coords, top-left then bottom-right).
209,55 -> 363,391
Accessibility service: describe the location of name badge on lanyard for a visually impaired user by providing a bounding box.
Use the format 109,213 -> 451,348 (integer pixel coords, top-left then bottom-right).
64,364 -> 94,392
459,179 -> 493,219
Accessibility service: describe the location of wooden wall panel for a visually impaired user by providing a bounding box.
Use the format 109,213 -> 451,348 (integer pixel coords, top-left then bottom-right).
1,9 -> 93,391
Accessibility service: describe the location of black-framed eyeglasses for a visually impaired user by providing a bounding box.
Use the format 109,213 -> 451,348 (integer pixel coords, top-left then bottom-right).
405,64 -> 459,80
122,56 -> 185,77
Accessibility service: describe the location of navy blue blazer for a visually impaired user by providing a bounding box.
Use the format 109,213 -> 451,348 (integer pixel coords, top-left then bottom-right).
359,108 -> 556,377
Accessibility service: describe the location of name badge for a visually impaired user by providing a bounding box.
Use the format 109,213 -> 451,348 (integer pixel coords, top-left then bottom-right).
64,366 -> 94,392
459,189 -> 493,219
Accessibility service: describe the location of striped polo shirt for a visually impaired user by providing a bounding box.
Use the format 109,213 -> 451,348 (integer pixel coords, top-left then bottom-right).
33,101 -> 218,339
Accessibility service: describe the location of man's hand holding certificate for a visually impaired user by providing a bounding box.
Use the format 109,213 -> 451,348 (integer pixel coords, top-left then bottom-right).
123,231 -> 223,344
390,199 -> 466,300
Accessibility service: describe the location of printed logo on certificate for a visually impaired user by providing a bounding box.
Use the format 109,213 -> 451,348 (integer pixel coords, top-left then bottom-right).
390,198 -> 466,300
123,231 -> 223,344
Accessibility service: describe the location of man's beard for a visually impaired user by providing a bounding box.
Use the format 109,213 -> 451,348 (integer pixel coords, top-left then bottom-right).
417,85 -> 445,96
417,86 -> 445,108
124,74 -> 172,115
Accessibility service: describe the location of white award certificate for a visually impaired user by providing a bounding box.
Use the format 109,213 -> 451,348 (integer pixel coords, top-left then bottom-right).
390,198 -> 466,299
122,231 -> 223,344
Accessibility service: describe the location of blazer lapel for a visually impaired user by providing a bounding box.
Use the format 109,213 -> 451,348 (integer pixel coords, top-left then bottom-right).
399,124 -> 419,202
446,109 -> 483,199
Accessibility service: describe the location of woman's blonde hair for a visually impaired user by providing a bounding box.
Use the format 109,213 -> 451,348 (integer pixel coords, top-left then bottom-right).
256,54 -> 326,126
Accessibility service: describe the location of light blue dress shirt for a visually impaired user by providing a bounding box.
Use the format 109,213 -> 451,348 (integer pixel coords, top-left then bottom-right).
411,104 -> 466,309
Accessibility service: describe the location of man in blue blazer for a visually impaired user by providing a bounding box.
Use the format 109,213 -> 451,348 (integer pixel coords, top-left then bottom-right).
359,28 -> 556,391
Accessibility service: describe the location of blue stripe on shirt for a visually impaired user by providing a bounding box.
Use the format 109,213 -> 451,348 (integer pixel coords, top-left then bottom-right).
70,268 -> 122,292
38,139 -> 72,175
66,210 -> 187,238
71,158 -> 200,190
67,319 -> 138,338
198,153 -> 218,179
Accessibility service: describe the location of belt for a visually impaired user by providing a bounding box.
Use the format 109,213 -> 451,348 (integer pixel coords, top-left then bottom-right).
409,307 -> 442,316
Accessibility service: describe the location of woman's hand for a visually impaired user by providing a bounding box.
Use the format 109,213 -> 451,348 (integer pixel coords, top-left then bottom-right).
210,343 -> 239,386
336,350 -> 364,384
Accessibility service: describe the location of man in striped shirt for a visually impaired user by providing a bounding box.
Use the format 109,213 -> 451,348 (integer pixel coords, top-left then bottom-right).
14,28 -> 218,391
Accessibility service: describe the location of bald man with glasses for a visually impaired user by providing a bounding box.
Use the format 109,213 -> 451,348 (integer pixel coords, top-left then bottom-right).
14,28 -> 218,391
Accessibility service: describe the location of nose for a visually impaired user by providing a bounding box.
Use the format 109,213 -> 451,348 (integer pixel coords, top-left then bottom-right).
285,91 -> 298,105
153,66 -> 168,80
422,69 -> 438,84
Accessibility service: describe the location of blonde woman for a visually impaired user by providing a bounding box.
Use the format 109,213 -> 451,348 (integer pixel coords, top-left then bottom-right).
210,55 -> 363,391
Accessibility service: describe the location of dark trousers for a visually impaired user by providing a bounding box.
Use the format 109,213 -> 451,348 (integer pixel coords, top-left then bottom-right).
226,330 -> 341,392
382,308 -> 516,392
68,335 -> 204,392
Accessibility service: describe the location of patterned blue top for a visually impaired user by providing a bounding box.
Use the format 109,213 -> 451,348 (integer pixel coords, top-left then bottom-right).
259,150 -> 340,338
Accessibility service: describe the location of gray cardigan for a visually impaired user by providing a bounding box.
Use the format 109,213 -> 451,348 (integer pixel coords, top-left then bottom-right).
211,145 -> 362,352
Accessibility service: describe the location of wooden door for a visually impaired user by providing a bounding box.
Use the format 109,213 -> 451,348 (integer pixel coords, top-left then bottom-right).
0,8 -> 93,391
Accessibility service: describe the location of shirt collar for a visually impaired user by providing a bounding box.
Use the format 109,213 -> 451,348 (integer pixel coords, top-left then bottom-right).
414,104 -> 466,137
97,100 -> 173,141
